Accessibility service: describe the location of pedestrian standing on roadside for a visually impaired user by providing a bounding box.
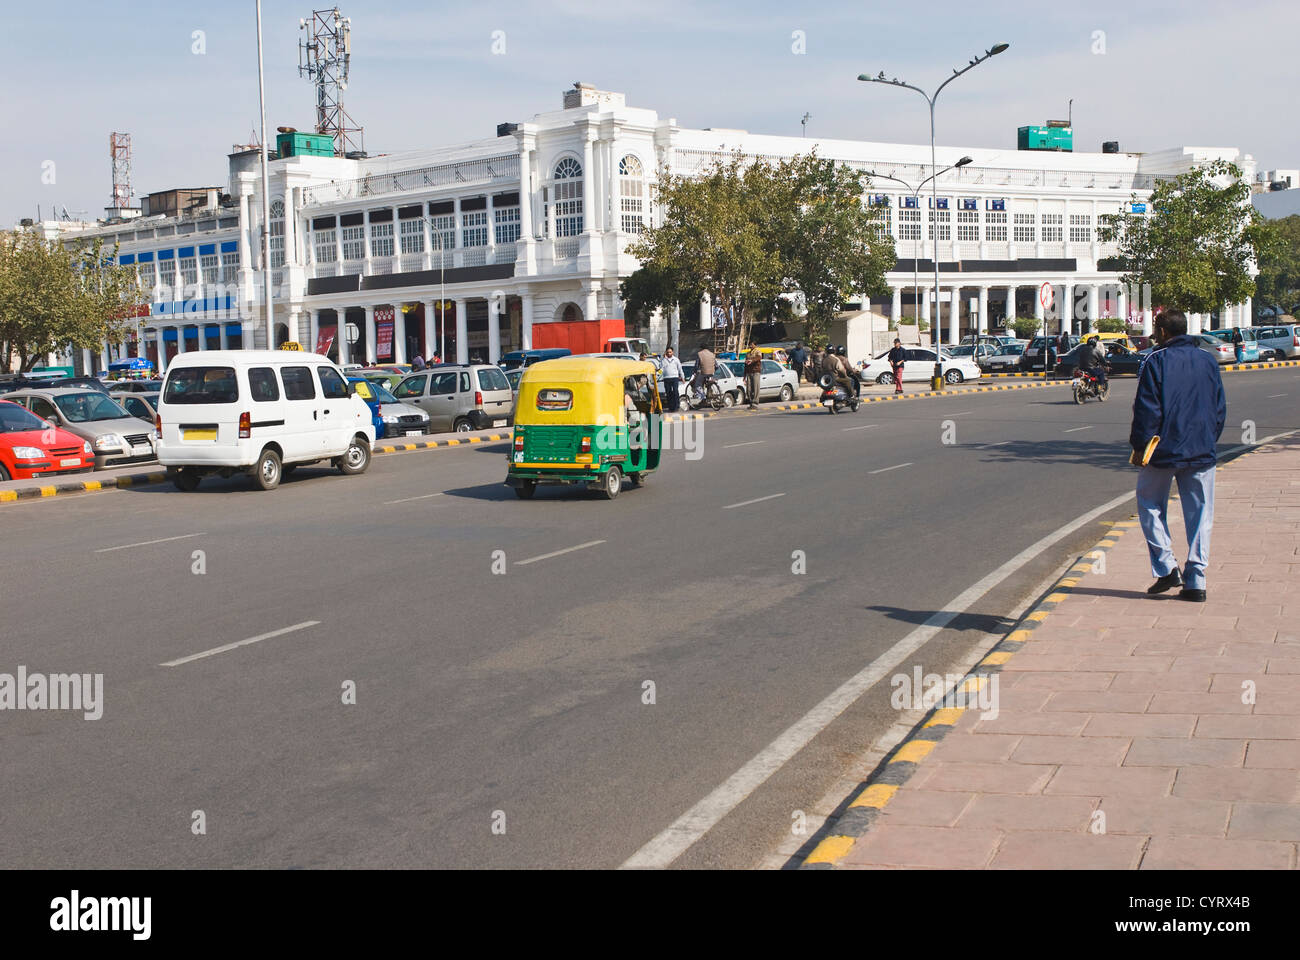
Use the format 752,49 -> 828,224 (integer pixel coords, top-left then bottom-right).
788,341 -> 808,383
743,344 -> 763,410
811,344 -> 826,383
1130,309 -> 1227,602
887,337 -> 907,394
1231,326 -> 1245,364
659,346 -> 684,412
411,355 -> 426,371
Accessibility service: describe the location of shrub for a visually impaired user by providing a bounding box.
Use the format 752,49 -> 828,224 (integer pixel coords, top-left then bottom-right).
1095,317 -> 1126,333
1011,317 -> 1041,341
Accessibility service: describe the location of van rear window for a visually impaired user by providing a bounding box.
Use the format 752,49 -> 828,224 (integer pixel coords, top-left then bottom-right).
164,367 -> 238,404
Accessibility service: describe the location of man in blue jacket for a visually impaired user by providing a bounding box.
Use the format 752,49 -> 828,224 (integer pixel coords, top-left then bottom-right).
1130,310 -> 1227,602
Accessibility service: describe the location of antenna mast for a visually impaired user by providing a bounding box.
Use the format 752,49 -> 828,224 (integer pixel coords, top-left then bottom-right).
298,7 -> 364,157
110,132 -> 132,214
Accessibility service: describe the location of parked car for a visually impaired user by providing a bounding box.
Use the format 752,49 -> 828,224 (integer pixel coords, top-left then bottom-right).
3,388 -> 156,469
983,341 -> 1027,373
503,368 -> 525,405
110,391 -> 161,423
106,378 -> 165,394
156,351 -> 374,491
679,360 -> 744,406
0,374 -> 112,396
1019,335 -> 1082,371
861,348 -> 982,385
499,347 -> 572,368
1053,341 -> 1145,378
392,363 -> 514,433
1252,323 -> 1300,360
949,343 -> 1001,366
348,377 -> 431,439
1205,329 -> 1260,363
1136,335 -> 1233,366
720,359 -> 799,401
0,399 -> 95,481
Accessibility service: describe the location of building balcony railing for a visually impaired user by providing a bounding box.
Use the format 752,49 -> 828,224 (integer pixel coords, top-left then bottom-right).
554,237 -> 580,260
304,242 -> 521,281
302,153 -> 521,207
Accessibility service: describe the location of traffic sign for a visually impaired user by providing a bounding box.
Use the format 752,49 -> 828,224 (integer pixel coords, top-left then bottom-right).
1039,282 -> 1054,311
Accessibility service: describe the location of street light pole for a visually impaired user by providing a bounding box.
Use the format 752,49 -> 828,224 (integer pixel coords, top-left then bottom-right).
255,0 -> 274,342
859,42 -> 1009,390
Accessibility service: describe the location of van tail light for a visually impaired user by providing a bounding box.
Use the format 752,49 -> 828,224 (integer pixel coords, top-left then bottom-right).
580,436 -> 591,453
155,414 -> 162,433
514,433 -> 524,451
475,390 -> 483,406
239,411 -> 251,439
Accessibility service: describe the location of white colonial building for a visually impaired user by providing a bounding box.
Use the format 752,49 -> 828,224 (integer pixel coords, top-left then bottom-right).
50,82 -> 1257,373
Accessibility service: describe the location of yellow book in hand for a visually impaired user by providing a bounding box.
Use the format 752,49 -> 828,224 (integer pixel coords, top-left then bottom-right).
1130,435 -> 1160,466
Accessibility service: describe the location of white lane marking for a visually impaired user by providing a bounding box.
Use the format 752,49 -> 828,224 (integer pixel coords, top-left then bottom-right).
841,424 -> 878,432
1268,393 -> 1286,398
384,493 -> 444,504
515,540 -> 606,565
980,440 -> 1011,448
868,462 -> 912,475
949,411 -> 974,416
723,441 -> 766,448
722,493 -> 786,510
619,486 -> 1146,869
622,428 -> 1300,870
1064,425 -> 1094,433
160,621 -> 319,667
96,532 -> 206,554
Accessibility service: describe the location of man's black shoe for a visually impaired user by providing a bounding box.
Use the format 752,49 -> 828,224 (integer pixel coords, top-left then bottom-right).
1177,588 -> 1207,603
1147,571 -> 1183,595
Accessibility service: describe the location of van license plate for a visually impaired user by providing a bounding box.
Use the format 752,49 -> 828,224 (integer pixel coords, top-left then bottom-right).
493,419 -> 506,427
405,430 -> 422,437
185,428 -> 217,441
60,458 -> 81,467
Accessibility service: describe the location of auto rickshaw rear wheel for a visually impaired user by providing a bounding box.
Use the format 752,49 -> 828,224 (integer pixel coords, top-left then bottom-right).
514,480 -> 536,499
601,465 -> 623,500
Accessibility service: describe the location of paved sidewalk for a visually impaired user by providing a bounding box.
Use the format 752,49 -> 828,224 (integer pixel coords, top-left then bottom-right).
811,437 -> 1300,870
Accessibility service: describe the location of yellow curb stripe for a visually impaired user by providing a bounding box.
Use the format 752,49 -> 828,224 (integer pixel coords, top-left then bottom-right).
891,740 -> 937,764
1005,629 -> 1034,644
1058,577 -> 1079,588
849,783 -> 899,808
1046,592 -> 1069,603
39,485 -> 56,497
0,491 -> 15,502
116,476 -> 133,488
804,835 -> 856,865
83,481 -> 102,492
1026,609 -> 1050,622
924,707 -> 963,727
981,651 -> 1014,666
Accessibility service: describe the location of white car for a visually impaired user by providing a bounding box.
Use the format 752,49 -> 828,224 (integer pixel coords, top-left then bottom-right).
860,347 -> 981,385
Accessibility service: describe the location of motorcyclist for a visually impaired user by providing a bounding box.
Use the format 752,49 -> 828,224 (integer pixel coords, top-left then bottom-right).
823,346 -> 858,400
1076,335 -> 1108,390
837,346 -> 860,398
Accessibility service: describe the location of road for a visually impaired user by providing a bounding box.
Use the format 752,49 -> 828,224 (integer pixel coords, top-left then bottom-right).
0,369 -> 1295,869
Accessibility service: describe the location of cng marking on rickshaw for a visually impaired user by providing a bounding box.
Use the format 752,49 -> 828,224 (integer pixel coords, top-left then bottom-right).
723,441 -> 766,448
96,532 -> 206,554
160,621 -> 320,667
516,540 -> 606,566
722,493 -> 786,510
384,493 -> 444,504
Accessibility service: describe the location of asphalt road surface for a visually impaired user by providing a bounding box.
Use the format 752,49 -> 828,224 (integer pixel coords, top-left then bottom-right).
1,369 -> 1295,869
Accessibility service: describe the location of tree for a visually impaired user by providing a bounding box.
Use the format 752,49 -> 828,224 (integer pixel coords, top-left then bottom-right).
766,153 -> 896,347
0,231 -> 146,373
626,155 -> 779,352
1011,317 -> 1040,341
1099,160 -> 1276,316
1254,214 -> 1300,314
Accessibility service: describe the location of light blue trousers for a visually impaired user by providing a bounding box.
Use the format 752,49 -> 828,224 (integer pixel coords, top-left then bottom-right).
1136,464 -> 1216,590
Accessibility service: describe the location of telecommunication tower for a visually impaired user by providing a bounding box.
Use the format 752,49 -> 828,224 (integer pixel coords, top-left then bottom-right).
110,132 -> 132,213
298,7 -> 364,157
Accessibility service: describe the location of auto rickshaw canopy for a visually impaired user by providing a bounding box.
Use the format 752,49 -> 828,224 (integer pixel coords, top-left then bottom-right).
515,357 -> 660,426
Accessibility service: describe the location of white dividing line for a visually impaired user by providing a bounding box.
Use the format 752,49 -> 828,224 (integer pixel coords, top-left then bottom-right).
619,486 -> 1144,869
980,440 -> 1011,448
949,411 -> 974,417
515,540 -> 606,565
1064,425 -> 1094,433
96,533 -> 205,554
722,493 -> 786,510
841,424 -> 878,432
868,462 -> 912,475
723,441 -> 766,448
384,492 -> 444,504
1268,393 -> 1287,398
160,621 -> 319,668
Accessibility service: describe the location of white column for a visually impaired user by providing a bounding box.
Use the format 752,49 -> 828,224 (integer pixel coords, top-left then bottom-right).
891,286 -> 902,328
100,345 -> 110,370
283,186 -> 297,266
585,283 -> 600,327
978,286 -> 989,335
521,293 -> 534,350
454,299 -> 468,364
518,145 -> 534,239
670,304 -> 680,352
1117,285 -> 1128,330
948,286 -> 960,345
363,211 -> 374,272
1034,286 -> 1044,324
453,197 -> 463,267
1087,285 -> 1100,333
487,296 -> 501,364
1005,285 -> 1017,324
486,194 -> 497,264
364,305 -> 376,364
421,214 -> 433,271
1244,297 -> 1253,327
338,311 -> 350,366
237,195 -> 251,271
423,300 -> 436,358
335,220 -> 344,266
921,287 -> 931,325
176,327 -> 187,354
1142,306 -> 1154,337
393,305 -> 407,365
1062,283 -> 1074,335
582,133 -> 596,234
700,292 -> 712,329
309,310 -> 319,355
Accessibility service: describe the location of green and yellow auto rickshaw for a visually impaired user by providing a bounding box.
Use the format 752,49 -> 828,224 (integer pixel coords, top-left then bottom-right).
505,357 -> 662,500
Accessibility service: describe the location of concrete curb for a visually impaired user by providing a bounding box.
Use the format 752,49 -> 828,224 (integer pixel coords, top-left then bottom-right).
985,357 -> 1300,379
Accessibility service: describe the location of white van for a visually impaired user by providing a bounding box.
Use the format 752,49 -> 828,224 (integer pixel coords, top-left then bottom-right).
155,351 -> 375,491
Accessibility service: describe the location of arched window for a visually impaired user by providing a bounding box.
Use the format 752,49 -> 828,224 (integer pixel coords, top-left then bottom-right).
619,155 -> 645,234
561,303 -> 581,323
269,199 -> 286,270
552,158 -> 584,237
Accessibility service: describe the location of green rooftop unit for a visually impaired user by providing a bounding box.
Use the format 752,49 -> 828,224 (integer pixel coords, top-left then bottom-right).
1017,124 -> 1073,152
276,131 -> 336,158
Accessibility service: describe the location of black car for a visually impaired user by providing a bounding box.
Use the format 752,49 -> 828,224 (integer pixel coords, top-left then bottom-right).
1053,341 -> 1145,378
0,375 -> 111,396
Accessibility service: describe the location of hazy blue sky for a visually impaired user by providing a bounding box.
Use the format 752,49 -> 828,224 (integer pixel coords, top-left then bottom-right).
4,0 -> 1296,225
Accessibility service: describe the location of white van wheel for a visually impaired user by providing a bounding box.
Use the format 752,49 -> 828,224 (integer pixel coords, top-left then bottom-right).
254,449 -> 281,490
339,436 -> 371,475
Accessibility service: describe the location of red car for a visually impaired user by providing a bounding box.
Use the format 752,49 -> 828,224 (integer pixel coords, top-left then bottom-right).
0,399 -> 94,481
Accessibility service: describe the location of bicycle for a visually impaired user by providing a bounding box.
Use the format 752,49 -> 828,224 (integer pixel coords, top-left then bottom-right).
683,375 -> 726,410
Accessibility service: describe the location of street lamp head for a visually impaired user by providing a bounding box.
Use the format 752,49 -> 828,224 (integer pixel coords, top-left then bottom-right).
956,156 -> 974,167
988,42 -> 1010,56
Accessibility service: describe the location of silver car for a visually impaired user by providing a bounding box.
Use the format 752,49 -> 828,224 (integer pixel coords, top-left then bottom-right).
5,388 -> 156,468
721,359 -> 799,402
391,364 -> 514,433
679,360 -> 744,407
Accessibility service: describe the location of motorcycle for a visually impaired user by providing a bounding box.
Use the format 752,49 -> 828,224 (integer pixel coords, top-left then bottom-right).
818,373 -> 860,414
1072,368 -> 1109,404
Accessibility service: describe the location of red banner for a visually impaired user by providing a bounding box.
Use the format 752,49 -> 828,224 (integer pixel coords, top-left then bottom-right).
315,326 -> 336,356
375,307 -> 395,360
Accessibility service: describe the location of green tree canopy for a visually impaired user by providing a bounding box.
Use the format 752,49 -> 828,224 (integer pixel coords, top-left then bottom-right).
1254,213 -> 1300,312
1099,160 -> 1276,315
0,231 -> 146,373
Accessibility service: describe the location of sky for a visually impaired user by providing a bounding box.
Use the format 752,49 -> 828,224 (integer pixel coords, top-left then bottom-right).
4,0 -> 1297,226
